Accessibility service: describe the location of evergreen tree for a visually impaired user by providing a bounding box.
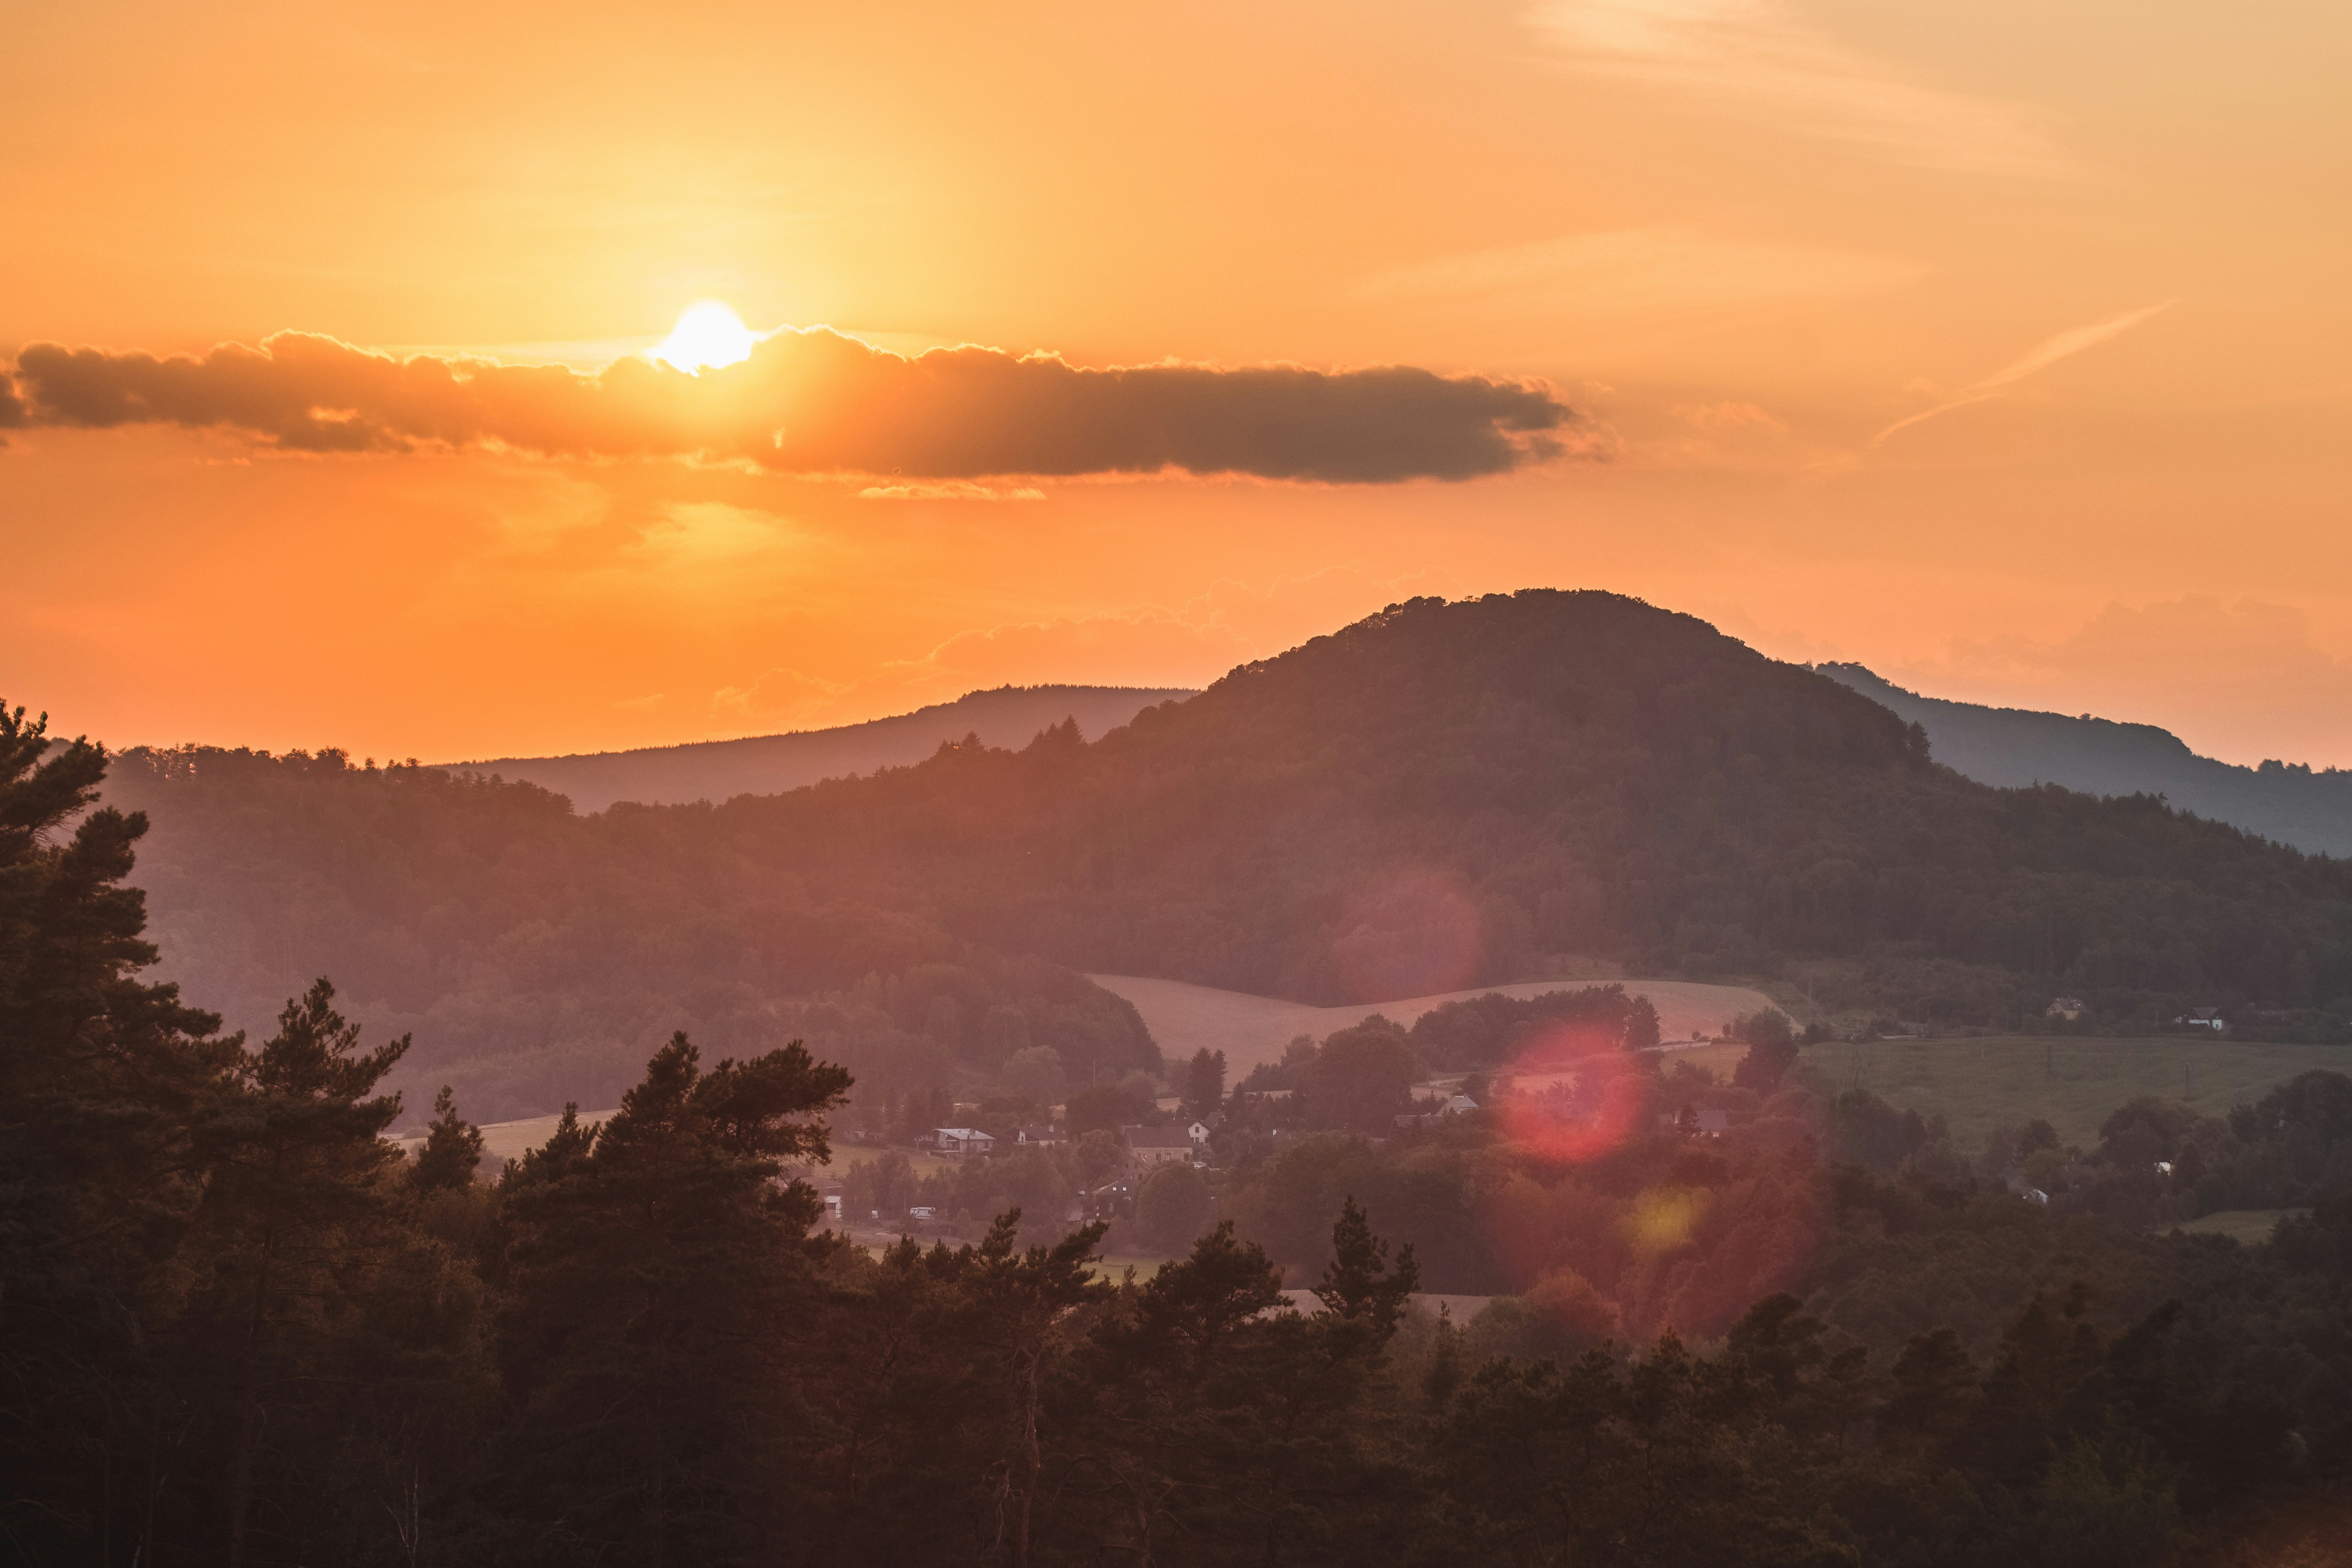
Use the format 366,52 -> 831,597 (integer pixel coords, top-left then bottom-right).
410,1083 -> 486,1193
186,979 -> 412,1565
1313,1195 -> 1418,1344
0,705 -> 237,1562
1181,1047 -> 1226,1121
492,1032 -> 850,1564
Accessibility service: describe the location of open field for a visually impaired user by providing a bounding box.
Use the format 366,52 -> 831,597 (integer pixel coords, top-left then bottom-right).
2166,1210 -> 2311,1244
1785,1037 -> 2351,1149
1090,974 -> 1780,1078
389,1106 -> 622,1165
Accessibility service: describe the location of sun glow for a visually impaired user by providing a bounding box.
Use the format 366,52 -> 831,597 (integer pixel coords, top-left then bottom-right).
651,301 -> 759,372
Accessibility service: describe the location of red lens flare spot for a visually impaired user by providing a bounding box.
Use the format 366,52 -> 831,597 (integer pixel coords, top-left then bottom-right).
1494,1019 -> 1649,1166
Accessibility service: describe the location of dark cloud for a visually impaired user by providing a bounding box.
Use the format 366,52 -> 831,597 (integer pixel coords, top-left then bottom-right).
0,328 -> 1571,482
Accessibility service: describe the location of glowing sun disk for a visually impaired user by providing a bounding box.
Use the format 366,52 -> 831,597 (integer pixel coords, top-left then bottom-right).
652,301 -> 758,372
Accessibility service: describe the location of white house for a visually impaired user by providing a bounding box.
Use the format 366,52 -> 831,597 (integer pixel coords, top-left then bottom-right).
1122,1125 -> 1198,1166
1442,1094 -> 1479,1117
2174,1009 -> 2226,1031
935,1127 -> 997,1155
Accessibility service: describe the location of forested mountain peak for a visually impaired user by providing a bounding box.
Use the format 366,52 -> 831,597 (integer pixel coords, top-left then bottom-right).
83,589 -> 2352,1133
715,589 -> 2346,1021
1113,589 -> 1923,775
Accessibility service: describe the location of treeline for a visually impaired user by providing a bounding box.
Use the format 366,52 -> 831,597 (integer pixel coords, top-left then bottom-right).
105,593 -> 2352,1105
104,742 -> 1156,1124
11,706 -> 2352,1567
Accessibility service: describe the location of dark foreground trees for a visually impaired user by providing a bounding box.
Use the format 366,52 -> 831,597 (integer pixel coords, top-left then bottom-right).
11,706 -> 2352,1568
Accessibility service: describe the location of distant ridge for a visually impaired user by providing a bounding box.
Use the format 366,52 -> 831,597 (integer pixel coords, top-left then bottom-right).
1816,663 -> 2352,858
450,684 -> 1197,812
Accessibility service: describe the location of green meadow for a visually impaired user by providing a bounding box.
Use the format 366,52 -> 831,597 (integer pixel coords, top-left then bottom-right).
1784,1036 -> 2352,1149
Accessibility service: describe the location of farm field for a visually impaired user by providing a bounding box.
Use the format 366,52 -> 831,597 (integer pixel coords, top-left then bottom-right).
1090,973 -> 1779,1078
1786,1037 -> 2350,1149
2165,1210 -> 2310,1244
389,1105 -> 621,1165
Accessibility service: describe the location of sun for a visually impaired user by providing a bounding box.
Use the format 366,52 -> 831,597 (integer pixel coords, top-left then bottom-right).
651,301 -> 759,372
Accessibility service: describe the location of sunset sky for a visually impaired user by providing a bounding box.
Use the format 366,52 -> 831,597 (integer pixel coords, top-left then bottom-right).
5,0 -> 2347,767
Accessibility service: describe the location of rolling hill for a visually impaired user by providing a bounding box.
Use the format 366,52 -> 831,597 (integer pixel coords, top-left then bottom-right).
449,683 -> 1196,812
1817,662 -> 2352,858
93,590 -> 2352,1124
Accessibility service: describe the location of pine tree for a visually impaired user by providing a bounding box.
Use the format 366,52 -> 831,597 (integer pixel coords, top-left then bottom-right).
0,704 -> 237,1562
493,1032 -> 850,1564
1312,1195 -> 1419,1345
189,978 -> 411,1566
409,1084 -> 485,1193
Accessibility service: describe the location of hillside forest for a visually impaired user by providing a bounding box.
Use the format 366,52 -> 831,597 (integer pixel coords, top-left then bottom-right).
10,678 -> 2352,1566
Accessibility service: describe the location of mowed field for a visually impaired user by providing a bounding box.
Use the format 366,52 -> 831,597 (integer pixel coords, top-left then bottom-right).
1694,1036 -> 2352,1149
390,1107 -> 621,1166
2168,1210 -> 2311,1244
1089,974 -> 1780,1079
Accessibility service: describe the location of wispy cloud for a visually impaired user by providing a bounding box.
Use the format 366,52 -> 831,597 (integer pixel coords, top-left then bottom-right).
857,481 -> 1047,502
1530,0 -> 2078,177
1356,226 -> 1916,323
1872,301 -> 2176,444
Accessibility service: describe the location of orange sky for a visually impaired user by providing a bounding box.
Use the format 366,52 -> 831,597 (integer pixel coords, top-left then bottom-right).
4,0 -> 2348,767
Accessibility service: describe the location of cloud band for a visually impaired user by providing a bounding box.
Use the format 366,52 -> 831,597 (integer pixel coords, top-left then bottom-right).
0,328 -> 1571,482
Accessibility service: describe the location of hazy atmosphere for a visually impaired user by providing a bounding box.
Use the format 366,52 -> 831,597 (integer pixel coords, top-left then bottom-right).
6,0 -> 2349,765
7,6 -> 2352,1568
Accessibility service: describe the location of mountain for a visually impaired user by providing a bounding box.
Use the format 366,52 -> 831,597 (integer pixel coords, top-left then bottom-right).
1817,662 -> 2352,858
449,683 -> 1197,812
97,590 -> 2352,1121
723,592 -> 2347,1014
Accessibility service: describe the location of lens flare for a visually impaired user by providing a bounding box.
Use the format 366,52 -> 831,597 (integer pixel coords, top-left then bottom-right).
1493,1019 -> 1649,1166
1622,1185 -> 1712,1254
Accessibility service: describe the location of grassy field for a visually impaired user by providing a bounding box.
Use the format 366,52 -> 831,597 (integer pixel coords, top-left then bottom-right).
2165,1209 -> 2310,1244
1090,973 -> 1781,1077
389,1105 -> 623,1165
1771,1036 -> 2350,1149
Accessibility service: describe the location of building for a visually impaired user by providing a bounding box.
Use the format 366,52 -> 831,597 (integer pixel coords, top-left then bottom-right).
1663,1104 -> 1729,1138
1442,1094 -> 1479,1117
1122,1124 -> 1198,1166
2174,1008 -> 2226,1031
2046,997 -> 2088,1022
1015,1126 -> 1064,1147
1184,1120 -> 1214,1144
934,1127 -> 997,1155
1084,1178 -> 1135,1221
